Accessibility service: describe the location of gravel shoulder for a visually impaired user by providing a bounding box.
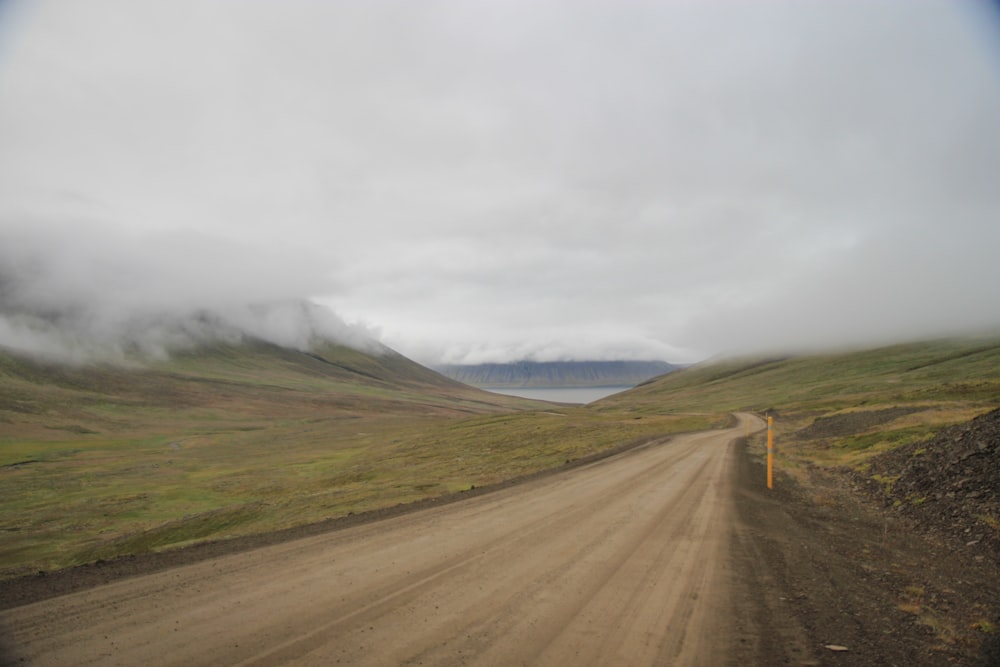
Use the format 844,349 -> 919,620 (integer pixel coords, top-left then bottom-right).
732,437 -> 1000,666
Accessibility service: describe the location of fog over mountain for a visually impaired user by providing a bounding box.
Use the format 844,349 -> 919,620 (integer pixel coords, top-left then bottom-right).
0,220 -> 380,363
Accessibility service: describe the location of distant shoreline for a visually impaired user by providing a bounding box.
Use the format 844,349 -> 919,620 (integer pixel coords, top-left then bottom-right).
483,386 -> 632,404
434,360 -> 678,390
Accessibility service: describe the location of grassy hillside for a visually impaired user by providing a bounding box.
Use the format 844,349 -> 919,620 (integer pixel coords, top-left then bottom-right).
4,336 -> 997,580
0,342 -> 715,579
596,337 -> 1000,469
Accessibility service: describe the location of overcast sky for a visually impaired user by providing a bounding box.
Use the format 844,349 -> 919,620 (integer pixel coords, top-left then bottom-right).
2,0 -> 1000,365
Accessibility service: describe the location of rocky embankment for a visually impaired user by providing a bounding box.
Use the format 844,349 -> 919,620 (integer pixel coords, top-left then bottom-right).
861,408 -> 1000,559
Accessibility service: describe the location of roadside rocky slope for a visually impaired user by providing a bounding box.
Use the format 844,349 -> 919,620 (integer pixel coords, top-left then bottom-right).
861,407 -> 1000,559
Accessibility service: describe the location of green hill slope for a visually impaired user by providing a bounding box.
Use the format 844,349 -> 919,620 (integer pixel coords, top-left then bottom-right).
596,337 -> 1000,468
4,336 -> 997,580
599,338 -> 1000,412
0,340 -> 528,434
0,341 -> 711,578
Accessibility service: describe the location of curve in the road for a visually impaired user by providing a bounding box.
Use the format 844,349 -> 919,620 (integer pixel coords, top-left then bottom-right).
1,414 -> 765,667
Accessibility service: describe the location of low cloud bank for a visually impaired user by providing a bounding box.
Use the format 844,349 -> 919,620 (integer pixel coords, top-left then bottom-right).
0,219 -> 380,363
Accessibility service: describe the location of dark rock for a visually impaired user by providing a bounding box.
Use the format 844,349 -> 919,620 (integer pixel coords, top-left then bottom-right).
859,408 -> 1000,559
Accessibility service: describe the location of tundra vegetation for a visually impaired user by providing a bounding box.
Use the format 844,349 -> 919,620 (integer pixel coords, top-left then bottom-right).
1,337 -> 998,581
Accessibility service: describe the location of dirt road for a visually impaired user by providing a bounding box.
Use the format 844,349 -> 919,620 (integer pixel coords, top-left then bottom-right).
2,415 -> 761,666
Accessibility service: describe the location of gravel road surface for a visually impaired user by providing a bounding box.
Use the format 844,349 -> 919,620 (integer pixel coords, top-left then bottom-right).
1,415 -> 761,666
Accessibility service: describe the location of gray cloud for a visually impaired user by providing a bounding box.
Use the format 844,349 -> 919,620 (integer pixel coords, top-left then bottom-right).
0,219 -> 378,362
2,0 -> 999,364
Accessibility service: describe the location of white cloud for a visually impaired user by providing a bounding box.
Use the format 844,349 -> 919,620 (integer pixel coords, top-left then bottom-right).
2,0 -> 999,365
0,219 -> 378,361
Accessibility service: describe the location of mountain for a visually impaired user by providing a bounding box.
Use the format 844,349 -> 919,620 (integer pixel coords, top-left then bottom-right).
434,360 -> 679,388
0,338 -> 540,440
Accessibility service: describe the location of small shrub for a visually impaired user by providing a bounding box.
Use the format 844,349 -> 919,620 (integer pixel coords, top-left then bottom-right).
976,514 -> 1000,530
972,620 -> 996,634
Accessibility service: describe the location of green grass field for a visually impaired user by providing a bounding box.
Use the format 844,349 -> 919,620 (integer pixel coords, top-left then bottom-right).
0,341 -> 719,578
2,336 -> 998,579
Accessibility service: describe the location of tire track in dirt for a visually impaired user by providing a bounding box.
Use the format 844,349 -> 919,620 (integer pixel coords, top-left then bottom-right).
1,416 -> 760,667
388,446 -> 719,667
235,433 -> 716,666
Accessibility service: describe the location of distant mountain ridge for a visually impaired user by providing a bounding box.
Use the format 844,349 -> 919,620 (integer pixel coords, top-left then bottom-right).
434,360 -> 679,388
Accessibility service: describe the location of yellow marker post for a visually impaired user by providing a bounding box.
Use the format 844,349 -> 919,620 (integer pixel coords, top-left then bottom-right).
766,416 -> 774,490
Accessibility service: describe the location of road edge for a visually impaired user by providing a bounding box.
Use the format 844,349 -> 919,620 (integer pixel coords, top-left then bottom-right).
0,421 -> 741,610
